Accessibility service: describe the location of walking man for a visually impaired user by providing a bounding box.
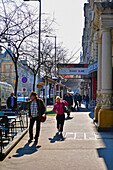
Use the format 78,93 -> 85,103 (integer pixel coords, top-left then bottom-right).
28,92 -> 45,144
78,94 -> 82,107
74,93 -> 79,111
7,93 -> 17,111
85,94 -> 89,109
64,92 -> 73,117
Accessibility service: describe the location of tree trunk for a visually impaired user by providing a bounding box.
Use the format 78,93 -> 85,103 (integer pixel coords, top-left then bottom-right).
33,73 -> 36,92
14,61 -> 19,97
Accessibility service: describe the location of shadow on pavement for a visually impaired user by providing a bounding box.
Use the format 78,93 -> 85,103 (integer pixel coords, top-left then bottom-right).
65,117 -> 73,121
97,147 -> 113,170
48,133 -> 66,143
73,107 -> 91,113
12,142 -> 41,157
97,135 -> 113,170
89,112 -> 95,119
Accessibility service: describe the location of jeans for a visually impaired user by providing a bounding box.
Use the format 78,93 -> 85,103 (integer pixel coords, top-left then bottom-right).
56,114 -> 65,132
29,116 -> 40,140
86,101 -> 89,109
74,101 -> 79,111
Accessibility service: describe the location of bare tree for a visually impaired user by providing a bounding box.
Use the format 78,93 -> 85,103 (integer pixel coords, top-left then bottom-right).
19,16 -> 56,91
40,39 -> 68,77
0,0 -> 55,95
0,0 -> 40,96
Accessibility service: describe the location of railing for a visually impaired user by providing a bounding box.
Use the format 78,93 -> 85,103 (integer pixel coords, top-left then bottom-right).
0,110 -> 28,156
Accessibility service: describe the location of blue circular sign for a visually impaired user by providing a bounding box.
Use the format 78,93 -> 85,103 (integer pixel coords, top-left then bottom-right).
23,88 -> 26,91
22,77 -> 27,83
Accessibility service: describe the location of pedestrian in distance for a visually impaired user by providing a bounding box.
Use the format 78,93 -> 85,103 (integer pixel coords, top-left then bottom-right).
82,95 -> 86,104
28,92 -> 45,145
85,94 -> 89,109
78,94 -> 82,107
53,96 -> 68,135
7,92 -> 17,111
74,93 -> 79,111
64,92 -> 73,117
63,93 -> 67,100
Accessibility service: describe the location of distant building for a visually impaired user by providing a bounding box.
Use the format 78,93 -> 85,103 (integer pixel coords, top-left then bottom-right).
0,44 -> 38,96
80,52 -> 83,63
0,43 -> 14,86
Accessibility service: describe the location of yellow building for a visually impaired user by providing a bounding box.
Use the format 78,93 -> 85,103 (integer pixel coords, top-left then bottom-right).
1,45 -> 14,87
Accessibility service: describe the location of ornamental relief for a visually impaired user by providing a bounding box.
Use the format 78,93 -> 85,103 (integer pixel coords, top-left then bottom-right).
101,93 -> 113,107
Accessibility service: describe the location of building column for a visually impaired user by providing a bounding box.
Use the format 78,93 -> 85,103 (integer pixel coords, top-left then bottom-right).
94,40 -> 102,122
98,29 -> 113,130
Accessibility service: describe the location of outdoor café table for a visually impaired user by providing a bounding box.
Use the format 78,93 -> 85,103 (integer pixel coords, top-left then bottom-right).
7,116 -> 17,120
7,116 -> 17,137
7,116 -> 17,126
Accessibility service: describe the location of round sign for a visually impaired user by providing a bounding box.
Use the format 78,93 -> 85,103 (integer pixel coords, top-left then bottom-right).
23,88 -> 26,92
22,77 -> 27,83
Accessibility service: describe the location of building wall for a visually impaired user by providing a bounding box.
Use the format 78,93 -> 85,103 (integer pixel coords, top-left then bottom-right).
0,47 -> 38,96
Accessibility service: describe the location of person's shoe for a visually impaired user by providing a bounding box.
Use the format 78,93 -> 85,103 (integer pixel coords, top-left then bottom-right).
28,139 -> 32,143
57,129 -> 60,132
59,131 -> 62,135
34,139 -> 38,145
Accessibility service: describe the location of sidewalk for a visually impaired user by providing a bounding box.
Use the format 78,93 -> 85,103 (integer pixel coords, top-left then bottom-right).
0,106 -> 113,170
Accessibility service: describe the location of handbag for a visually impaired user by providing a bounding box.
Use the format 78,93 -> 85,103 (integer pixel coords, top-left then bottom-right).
41,114 -> 46,122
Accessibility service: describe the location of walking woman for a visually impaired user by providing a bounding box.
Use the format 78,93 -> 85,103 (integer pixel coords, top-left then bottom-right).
53,96 -> 68,135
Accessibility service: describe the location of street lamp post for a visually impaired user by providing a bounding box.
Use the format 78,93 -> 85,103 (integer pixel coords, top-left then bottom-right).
46,35 -> 57,77
38,0 -> 41,97
24,0 -> 41,96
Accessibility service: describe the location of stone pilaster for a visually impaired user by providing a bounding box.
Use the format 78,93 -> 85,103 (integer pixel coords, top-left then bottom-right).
94,39 -> 102,122
101,29 -> 112,109
98,28 -> 113,130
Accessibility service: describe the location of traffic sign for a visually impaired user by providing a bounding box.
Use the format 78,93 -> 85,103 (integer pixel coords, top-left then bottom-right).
22,77 -> 27,83
23,88 -> 26,92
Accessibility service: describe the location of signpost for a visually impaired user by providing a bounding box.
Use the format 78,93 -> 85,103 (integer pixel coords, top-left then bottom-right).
22,77 -> 27,101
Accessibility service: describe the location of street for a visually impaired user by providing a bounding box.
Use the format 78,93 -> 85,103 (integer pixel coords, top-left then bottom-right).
0,105 -> 112,170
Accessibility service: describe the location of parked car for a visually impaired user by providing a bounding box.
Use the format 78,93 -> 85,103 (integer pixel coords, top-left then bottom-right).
17,97 -> 30,103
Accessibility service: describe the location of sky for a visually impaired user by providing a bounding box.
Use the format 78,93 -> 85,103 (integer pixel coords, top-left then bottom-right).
4,0 -> 88,62
42,0 -> 88,62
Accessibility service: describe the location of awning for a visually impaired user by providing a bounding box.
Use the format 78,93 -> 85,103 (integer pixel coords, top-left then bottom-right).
37,76 -> 66,88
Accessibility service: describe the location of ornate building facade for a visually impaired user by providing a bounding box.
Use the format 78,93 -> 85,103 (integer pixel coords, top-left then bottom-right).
82,0 -> 113,130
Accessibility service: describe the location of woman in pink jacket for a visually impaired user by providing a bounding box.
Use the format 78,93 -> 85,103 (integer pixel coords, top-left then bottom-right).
53,96 -> 68,135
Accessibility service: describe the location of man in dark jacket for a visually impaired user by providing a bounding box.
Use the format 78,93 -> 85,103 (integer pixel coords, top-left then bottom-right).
74,93 -> 79,111
78,94 -> 82,107
85,94 -> 89,109
7,93 -> 17,111
28,92 -> 45,144
64,92 -> 73,117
